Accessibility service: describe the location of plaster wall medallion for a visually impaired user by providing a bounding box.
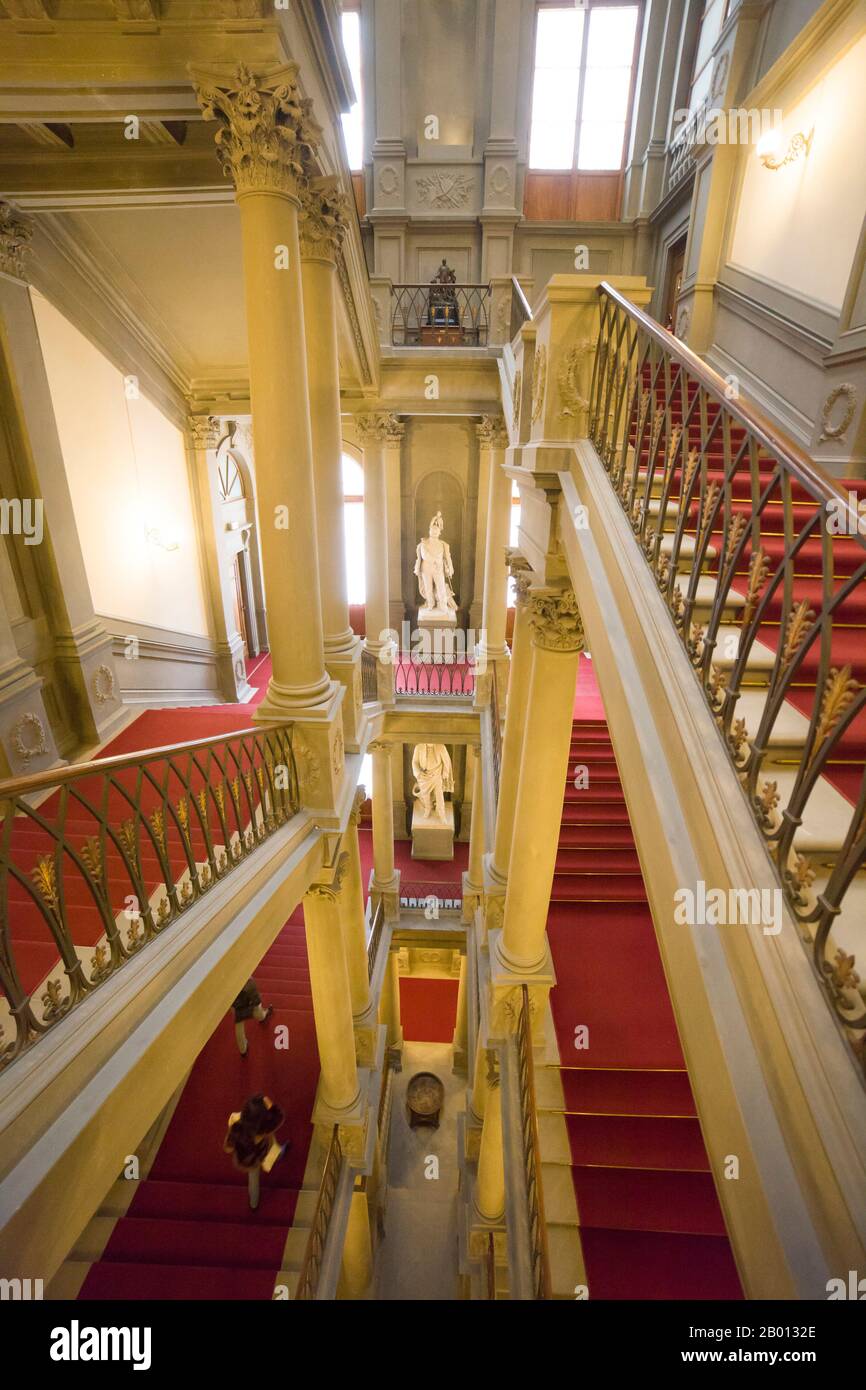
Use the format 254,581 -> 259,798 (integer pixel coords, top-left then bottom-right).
416,171 -> 473,209
558,344 -> 591,418
11,711 -> 47,765
92,663 -> 116,705
378,165 -> 399,196
489,164 -> 510,196
293,728 -> 321,791
711,50 -> 730,101
676,306 -> 690,339
818,383 -> 857,444
531,345 -> 547,423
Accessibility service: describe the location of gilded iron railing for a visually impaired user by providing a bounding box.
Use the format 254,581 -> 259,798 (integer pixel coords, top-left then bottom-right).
367,896 -> 385,980
516,985 -> 551,1299
391,284 -> 491,346
361,647 -> 379,702
0,724 -> 298,1071
394,657 -> 474,697
399,880 -> 462,913
486,1231 -> 497,1300
589,281 -> 866,1076
295,1123 -> 343,1301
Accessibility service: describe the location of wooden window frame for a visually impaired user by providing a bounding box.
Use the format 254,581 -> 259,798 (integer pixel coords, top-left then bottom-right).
529,0 -> 645,175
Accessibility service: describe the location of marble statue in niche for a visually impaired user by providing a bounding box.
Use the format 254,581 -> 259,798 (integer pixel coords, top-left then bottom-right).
411,742 -> 454,822
415,511 -> 458,620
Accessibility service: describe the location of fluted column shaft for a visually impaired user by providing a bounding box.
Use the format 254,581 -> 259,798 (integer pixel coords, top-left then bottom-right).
499,588 -> 584,973
491,570 -> 533,881
478,418 -> 512,661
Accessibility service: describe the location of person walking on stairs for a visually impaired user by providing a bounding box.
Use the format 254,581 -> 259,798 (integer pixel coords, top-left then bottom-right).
224,1093 -> 290,1211
231,977 -> 273,1057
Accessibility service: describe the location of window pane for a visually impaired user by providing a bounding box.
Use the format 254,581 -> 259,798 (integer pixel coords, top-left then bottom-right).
528,6 -> 584,169
343,501 -> 365,603
340,10 -> 363,172
582,66 -> 631,124
585,5 -> 639,67
577,121 -> 626,170
342,452 -> 364,495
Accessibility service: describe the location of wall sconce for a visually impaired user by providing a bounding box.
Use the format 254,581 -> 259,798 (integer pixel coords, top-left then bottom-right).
757,126 -> 814,170
145,526 -> 180,552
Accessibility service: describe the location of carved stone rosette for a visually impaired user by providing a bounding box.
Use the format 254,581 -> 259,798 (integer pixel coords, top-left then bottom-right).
191,62 -> 322,199
528,587 -> 585,653
0,202 -> 32,281
476,415 -> 509,450
298,174 -> 350,262
355,412 -> 404,446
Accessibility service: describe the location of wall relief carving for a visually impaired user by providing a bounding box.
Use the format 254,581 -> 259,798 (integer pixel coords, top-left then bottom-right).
92,664 -> 116,705
531,345 -> 547,423
818,383 -> 857,444
11,711 -> 47,765
416,171 -> 473,210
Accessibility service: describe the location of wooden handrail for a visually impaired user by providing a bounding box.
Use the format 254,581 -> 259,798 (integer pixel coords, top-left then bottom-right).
0,724 -> 284,800
599,281 -> 851,508
294,1124 -> 343,1301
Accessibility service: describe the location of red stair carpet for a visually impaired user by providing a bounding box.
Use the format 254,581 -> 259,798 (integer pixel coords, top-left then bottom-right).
548,670 -> 743,1300
78,905 -> 318,1300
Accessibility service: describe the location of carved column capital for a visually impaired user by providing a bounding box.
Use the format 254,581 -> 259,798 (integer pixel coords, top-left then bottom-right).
0,202 -> 32,282
528,587 -> 585,653
355,412 -> 404,446
368,740 -> 390,755
190,62 -> 321,199
307,850 -> 349,904
187,414 -> 221,451
476,415 -> 509,450
298,174 -> 350,261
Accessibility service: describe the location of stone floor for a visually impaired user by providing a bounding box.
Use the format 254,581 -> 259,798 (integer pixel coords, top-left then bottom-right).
373,1041 -> 465,1301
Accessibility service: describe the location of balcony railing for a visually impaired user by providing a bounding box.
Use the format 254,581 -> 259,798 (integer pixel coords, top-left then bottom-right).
394,657 -> 475,698
391,284 -> 491,347
295,1123 -> 343,1301
589,281 -> 866,1078
0,724 -> 299,1071
516,985 -> 551,1299
399,880 -> 462,913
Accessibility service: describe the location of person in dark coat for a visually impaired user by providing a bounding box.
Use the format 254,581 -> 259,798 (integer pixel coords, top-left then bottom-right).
231,977 -> 273,1057
223,1093 -> 290,1210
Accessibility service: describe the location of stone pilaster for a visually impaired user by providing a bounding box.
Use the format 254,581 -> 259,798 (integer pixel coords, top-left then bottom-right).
356,412 -> 403,705
476,416 -> 512,694
0,201 -> 124,753
369,739 -> 400,918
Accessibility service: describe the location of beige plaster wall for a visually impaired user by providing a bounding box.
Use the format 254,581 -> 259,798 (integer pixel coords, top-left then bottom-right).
31,291 -> 212,640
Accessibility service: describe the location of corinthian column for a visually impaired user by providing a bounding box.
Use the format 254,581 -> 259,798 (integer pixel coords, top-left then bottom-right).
298,177 -> 364,749
476,416 -> 512,670
369,739 -> 400,918
356,411 -> 403,656
497,586 -> 584,974
191,64 -> 336,725
489,560 -> 534,885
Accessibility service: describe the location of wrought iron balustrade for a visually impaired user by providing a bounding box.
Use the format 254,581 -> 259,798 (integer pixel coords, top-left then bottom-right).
0,724 -> 299,1071
391,283 -> 491,346
361,647 -> 379,702
589,281 -> 866,1077
367,897 -> 385,979
516,985 -> 552,1299
295,1124 -> 343,1300
399,880 -> 462,913
394,656 -> 475,697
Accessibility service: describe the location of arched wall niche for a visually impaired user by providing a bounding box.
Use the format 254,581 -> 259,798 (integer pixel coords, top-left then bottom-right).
412,470 -> 464,615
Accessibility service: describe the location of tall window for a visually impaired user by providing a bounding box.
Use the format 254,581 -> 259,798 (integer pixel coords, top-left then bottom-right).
341,7 -> 363,172
528,2 -> 641,171
688,0 -> 728,114
343,453 -> 365,604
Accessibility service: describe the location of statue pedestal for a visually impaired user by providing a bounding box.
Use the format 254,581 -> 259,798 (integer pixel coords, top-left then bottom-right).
417,608 -> 458,662
411,798 -> 455,861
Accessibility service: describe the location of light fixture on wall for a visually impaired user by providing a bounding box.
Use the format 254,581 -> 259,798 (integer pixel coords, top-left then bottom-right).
757,126 -> 814,170
145,525 -> 180,552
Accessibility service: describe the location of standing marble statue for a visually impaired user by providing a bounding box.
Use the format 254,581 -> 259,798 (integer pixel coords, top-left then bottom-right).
414,511 -> 458,618
411,743 -> 454,822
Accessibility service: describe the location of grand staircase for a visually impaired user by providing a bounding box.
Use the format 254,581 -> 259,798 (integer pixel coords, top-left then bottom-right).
50,908 -> 320,1301
537,714 -> 743,1300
